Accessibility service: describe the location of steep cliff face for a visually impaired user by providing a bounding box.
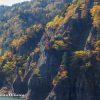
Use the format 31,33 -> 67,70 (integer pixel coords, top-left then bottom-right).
0,0 -> 100,100
26,0 -> 100,100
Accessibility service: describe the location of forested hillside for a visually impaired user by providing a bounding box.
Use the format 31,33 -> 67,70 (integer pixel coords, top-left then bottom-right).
0,0 -> 100,100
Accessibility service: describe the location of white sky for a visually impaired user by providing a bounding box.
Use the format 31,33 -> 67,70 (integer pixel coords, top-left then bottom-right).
0,0 -> 31,6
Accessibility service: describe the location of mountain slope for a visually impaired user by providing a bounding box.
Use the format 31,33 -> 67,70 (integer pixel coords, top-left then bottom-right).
0,0 -> 100,100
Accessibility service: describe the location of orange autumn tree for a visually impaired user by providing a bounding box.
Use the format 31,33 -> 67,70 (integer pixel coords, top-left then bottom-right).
11,35 -> 27,49
91,5 -> 100,32
95,40 -> 100,60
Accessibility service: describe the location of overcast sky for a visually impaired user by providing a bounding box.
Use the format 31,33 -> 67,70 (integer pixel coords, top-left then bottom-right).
0,0 -> 31,6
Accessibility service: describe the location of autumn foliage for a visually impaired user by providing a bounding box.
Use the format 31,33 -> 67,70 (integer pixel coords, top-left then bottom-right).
11,35 -> 27,48
91,5 -> 100,31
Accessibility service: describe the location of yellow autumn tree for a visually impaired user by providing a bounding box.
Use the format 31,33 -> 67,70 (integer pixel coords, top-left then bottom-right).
46,15 -> 64,28
52,40 -> 67,50
74,50 -> 91,57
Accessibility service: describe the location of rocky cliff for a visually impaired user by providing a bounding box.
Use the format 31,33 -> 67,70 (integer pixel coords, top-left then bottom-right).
0,0 -> 100,100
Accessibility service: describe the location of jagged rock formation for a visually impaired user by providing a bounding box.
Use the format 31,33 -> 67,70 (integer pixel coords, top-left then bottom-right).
13,69 -> 33,94
0,69 -> 5,88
